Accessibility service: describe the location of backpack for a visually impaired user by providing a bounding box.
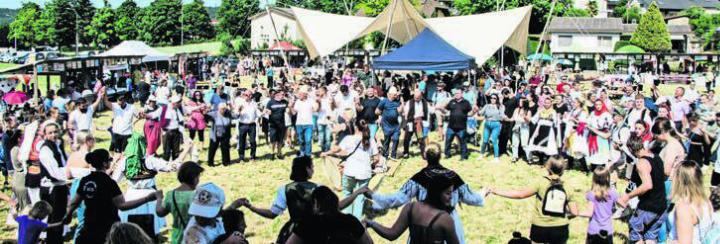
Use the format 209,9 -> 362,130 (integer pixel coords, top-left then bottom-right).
124,132 -> 155,180
540,177 -> 568,217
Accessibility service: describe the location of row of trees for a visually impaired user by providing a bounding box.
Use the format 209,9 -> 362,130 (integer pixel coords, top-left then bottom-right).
8,0 -> 221,49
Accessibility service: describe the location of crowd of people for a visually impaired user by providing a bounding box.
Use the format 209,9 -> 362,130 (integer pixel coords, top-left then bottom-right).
0,56 -> 719,244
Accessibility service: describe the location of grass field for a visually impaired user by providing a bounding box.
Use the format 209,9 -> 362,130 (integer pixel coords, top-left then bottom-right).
0,62 -> 18,71
0,83 -> 712,243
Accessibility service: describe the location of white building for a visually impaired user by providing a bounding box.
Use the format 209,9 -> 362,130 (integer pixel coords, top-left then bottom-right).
248,7 -> 300,49
548,17 -> 694,54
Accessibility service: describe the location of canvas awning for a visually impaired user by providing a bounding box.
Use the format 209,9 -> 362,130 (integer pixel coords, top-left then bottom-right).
95,40 -> 171,62
290,0 -> 531,66
373,28 -> 475,71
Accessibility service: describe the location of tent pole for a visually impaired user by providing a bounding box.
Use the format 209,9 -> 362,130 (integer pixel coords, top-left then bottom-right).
534,0 -> 559,68
266,6 -> 294,83
381,0 -> 400,55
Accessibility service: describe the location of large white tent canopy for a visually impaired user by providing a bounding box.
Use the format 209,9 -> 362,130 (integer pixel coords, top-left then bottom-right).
290,0 -> 531,66
95,40 -> 171,62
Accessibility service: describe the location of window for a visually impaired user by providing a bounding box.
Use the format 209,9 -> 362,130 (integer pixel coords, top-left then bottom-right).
598,36 -> 612,48
558,35 -> 572,46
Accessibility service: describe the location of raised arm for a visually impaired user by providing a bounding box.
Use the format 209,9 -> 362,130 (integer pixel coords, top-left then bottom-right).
489,187 -> 536,200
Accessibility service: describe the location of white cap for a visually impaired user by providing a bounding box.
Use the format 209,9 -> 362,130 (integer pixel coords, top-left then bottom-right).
188,183 -> 225,218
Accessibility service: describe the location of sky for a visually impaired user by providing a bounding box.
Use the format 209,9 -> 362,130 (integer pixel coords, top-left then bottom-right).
1,0 -> 223,9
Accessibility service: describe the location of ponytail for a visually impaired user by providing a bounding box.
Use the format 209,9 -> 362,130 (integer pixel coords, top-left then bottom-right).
357,120 -> 370,150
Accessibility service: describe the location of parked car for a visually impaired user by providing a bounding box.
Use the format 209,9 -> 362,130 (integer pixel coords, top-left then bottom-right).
13,52 -> 28,64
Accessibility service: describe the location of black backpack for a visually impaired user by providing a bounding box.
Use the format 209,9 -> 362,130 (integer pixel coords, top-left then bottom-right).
540,178 -> 568,217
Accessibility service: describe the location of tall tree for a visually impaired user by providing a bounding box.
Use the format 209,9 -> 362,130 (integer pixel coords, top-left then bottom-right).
564,8 -> 589,17
72,0 -> 96,45
613,0 -> 641,23
86,1 -> 118,48
51,0 -> 79,48
182,0 -> 215,42
217,0 -> 259,37
139,0 -> 182,45
630,2 -> 671,52
33,3 -> 58,46
0,25 -> 10,47
115,0 -> 141,41
7,2 -> 40,48
587,0 -> 598,17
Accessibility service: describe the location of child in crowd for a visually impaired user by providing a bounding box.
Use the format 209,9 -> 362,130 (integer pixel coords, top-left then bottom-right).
15,201 -> 63,244
579,168 -> 617,244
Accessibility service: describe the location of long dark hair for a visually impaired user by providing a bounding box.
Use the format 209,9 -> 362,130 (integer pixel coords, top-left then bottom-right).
651,117 -> 680,140
423,179 -> 454,213
356,119 -> 371,150
312,186 -> 340,215
191,91 -> 202,103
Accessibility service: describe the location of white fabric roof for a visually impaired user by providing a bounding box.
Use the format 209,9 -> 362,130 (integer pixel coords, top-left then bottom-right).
291,0 -> 531,66
426,6 -> 532,66
96,40 -> 171,62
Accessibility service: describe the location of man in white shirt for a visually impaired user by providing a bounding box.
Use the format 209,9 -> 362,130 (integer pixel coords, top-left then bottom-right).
291,86 -> 319,157
68,94 -> 102,145
37,123 -> 69,243
657,87 -> 691,131
235,90 -> 260,161
625,94 -> 653,131
163,96 -> 185,161
103,90 -> 140,158
333,85 -> 356,114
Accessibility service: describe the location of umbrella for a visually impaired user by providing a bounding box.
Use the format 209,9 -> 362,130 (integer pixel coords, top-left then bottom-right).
527,53 -> 553,61
3,91 -> 28,105
615,45 -> 645,54
557,59 -> 573,65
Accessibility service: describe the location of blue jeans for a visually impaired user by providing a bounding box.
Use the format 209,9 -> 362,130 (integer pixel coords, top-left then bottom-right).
342,175 -> 370,219
482,121 -> 502,158
70,179 -> 85,242
445,128 -> 468,159
382,122 -> 400,158
296,125 -> 313,156
318,124 -> 332,152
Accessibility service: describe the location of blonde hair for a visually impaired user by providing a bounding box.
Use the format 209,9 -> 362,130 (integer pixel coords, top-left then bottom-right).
75,130 -> 94,146
671,161 -> 707,207
591,168 -> 611,201
105,222 -> 153,244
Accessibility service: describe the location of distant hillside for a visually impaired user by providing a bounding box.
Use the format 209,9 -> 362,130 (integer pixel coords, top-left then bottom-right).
207,6 -> 218,20
0,8 -> 18,26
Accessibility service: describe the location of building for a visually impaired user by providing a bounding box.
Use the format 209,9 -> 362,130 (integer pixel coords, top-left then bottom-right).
548,17 -> 695,54
248,7 -> 300,49
636,0 -> 720,16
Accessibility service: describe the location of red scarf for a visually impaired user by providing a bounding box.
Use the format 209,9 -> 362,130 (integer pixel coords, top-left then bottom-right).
588,102 -> 609,155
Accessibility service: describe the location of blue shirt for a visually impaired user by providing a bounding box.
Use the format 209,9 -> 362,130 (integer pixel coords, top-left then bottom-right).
43,98 -> 53,112
483,78 -> 494,92
377,98 -> 401,125
16,215 -> 47,244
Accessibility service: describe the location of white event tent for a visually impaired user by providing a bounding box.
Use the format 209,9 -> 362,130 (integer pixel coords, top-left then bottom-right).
290,0 -> 531,66
95,40 -> 171,63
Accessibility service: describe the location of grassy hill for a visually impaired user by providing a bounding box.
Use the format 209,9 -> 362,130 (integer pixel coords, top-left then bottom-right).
0,8 -> 17,26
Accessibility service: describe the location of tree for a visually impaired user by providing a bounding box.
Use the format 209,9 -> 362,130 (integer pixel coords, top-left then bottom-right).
587,0 -> 598,17
182,0 -> 215,42
7,2 -> 40,48
683,6 -> 720,50
52,0 -> 79,48
564,8 -> 589,17
630,2 -> 671,52
613,0 -> 642,23
277,0 -> 348,14
139,0 -> 182,45
86,1 -> 118,48
73,0 -> 96,45
116,0 -> 141,41
33,3 -> 58,46
217,0 -> 259,37
0,25 -> 9,47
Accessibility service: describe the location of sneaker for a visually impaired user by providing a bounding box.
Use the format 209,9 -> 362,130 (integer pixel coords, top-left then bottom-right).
492,158 -> 500,164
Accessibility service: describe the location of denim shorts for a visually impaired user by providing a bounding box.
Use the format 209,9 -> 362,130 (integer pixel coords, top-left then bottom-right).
629,208 -> 668,242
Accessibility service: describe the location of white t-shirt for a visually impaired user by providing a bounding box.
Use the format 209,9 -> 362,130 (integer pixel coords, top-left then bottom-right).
69,107 -> 95,132
293,99 -> 315,125
183,217 -> 225,244
237,99 -> 259,124
317,97 -> 332,125
111,103 -> 137,135
334,93 -> 356,113
156,86 -> 171,104
339,135 -> 377,180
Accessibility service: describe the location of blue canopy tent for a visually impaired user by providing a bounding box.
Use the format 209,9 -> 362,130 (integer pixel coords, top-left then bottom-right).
372,28 -> 475,71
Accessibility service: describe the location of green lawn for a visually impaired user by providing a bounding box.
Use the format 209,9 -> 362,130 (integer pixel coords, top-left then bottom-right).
0,83 -> 712,243
0,62 -> 18,71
